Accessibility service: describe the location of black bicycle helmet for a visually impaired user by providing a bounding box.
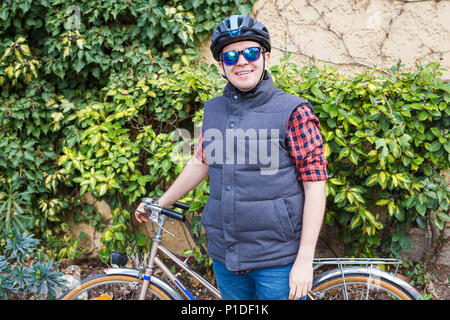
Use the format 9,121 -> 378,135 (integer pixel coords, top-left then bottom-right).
210,15 -> 271,61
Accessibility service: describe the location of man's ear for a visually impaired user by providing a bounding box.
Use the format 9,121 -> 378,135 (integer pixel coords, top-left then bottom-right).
264,51 -> 270,64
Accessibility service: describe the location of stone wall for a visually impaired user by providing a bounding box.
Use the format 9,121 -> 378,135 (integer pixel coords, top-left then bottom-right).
199,0 -> 450,79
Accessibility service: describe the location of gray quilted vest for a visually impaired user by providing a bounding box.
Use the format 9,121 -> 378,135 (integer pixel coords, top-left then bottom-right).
201,71 -> 312,271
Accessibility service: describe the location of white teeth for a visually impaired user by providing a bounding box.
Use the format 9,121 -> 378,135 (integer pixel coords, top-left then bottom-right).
237,71 -> 251,75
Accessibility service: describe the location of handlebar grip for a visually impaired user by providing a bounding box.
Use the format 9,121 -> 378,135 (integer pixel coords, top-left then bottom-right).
143,203 -> 186,221
161,208 -> 186,221
173,201 -> 190,211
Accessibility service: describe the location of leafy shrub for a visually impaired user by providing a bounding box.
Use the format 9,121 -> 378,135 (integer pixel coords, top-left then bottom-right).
0,0 -> 255,260
271,60 -> 449,257
1,0 -> 447,266
0,228 -> 66,300
58,64 -> 222,262
63,59 -> 449,264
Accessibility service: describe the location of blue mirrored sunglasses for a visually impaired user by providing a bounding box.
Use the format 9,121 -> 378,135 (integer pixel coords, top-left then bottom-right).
221,47 -> 264,66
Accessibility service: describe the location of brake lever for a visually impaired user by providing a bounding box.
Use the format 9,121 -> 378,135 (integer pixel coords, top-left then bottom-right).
140,199 -> 176,237
136,209 -> 158,225
140,198 -> 161,223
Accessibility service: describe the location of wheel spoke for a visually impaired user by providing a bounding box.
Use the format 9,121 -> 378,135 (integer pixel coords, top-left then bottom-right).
312,277 -> 411,300
61,275 -> 174,300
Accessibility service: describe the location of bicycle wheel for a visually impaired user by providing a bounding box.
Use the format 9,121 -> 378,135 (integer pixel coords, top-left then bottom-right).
310,267 -> 423,300
59,272 -> 180,300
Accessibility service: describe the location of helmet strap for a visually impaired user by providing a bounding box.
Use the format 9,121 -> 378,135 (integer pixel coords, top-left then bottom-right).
220,61 -> 228,80
258,53 -> 266,85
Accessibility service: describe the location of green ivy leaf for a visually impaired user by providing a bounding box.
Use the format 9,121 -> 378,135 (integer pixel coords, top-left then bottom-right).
437,212 -> 450,222
428,141 -> 441,152
73,59 -> 86,73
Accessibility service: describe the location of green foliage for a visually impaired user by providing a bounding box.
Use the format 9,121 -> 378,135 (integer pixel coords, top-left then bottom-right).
0,177 -> 33,236
271,60 -> 449,257
58,64 -> 221,262
0,0 -> 254,262
401,260 -> 434,299
0,75 -> 80,251
2,0 -> 447,267
0,0 -> 255,89
0,228 -> 66,300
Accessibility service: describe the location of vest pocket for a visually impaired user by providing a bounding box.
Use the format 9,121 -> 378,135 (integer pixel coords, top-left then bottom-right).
273,198 -> 296,240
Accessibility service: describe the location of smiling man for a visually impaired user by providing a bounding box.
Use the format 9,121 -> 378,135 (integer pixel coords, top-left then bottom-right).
219,40 -> 265,91
135,15 -> 328,300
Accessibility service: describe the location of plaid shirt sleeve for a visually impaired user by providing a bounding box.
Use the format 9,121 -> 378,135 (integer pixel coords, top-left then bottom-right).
286,104 -> 328,181
193,131 -> 207,164
194,104 -> 329,181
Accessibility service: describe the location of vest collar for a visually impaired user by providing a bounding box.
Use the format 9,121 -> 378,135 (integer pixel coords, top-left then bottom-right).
223,70 -> 276,109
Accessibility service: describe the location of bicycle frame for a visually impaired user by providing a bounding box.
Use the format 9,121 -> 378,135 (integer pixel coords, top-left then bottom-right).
62,198 -> 422,300
313,257 -> 401,272
134,214 -> 413,300
106,199 -> 416,301
135,215 -> 405,300
138,215 -> 221,300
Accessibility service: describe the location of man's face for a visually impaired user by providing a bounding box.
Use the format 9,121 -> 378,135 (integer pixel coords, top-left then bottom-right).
219,40 -> 270,92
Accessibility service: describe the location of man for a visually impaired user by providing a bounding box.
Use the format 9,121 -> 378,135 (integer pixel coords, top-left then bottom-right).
135,15 -> 328,300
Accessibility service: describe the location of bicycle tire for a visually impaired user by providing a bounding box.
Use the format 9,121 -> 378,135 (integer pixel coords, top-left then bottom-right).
59,272 -> 179,300
311,268 -> 423,300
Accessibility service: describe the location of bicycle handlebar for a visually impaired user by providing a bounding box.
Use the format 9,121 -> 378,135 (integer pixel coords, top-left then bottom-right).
161,207 -> 186,221
173,201 -> 190,211
141,197 -> 189,222
143,203 -> 186,222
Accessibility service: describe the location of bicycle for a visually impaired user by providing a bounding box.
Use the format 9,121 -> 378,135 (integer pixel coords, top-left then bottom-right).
59,198 -> 423,300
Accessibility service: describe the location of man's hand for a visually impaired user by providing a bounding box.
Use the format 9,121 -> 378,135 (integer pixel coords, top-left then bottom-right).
134,156 -> 209,224
134,202 -> 148,223
289,180 -> 326,300
289,259 -> 313,300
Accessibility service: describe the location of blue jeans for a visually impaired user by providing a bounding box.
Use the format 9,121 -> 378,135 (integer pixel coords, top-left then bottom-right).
213,259 -> 306,300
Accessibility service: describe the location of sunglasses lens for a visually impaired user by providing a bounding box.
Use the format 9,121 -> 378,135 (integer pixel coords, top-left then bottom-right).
243,47 -> 261,61
222,47 -> 262,65
222,51 -> 239,66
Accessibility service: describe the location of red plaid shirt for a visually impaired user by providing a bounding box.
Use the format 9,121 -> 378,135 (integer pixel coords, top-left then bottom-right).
194,104 -> 328,182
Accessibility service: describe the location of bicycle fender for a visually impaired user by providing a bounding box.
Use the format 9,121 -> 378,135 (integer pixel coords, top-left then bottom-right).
312,266 -> 423,300
104,268 -> 184,300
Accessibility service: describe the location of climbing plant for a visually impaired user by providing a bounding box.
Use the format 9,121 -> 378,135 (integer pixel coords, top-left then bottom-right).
0,0 -> 256,260
271,59 -> 449,257
1,0 -> 447,266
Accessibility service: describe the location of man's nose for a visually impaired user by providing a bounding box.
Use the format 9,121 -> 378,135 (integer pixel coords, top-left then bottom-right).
236,52 -> 248,65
